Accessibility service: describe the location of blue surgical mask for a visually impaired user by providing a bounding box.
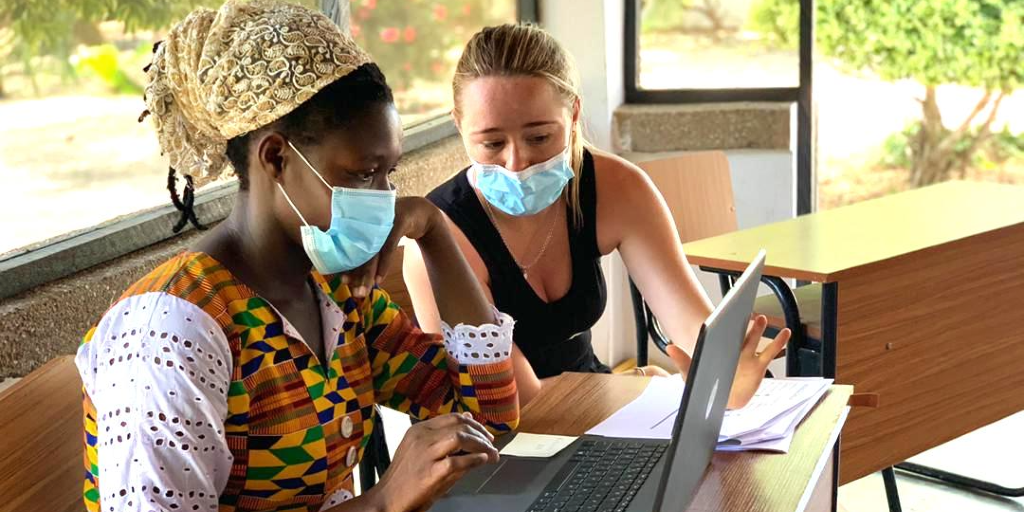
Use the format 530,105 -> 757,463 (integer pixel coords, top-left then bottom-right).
472,148 -> 574,216
278,141 -> 396,275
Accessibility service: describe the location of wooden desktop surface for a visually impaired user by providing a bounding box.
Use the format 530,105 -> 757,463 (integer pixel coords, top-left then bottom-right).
1,359 -> 852,512
0,356 -> 82,512
520,372 -> 853,512
682,181 -> 1024,282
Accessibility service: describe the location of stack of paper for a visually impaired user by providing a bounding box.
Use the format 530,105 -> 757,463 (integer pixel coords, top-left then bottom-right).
585,376 -> 832,453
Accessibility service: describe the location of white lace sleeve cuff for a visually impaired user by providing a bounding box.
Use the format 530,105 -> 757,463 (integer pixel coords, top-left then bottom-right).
441,308 -> 515,365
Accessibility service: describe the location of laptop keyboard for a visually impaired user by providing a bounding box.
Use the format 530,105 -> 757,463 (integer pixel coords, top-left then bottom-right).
526,440 -> 668,512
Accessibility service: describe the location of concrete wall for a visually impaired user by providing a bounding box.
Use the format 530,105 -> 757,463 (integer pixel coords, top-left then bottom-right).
539,0 -> 625,151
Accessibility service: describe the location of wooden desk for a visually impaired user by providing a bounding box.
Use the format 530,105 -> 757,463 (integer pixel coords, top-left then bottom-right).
0,356 -> 82,512
521,372 -> 853,512
1,358 -> 852,512
681,181 -> 1024,483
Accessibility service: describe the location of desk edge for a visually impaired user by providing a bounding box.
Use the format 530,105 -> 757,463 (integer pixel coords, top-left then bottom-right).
794,403 -> 851,512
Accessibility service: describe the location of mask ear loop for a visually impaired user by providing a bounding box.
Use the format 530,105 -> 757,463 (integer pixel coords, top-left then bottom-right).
276,182 -> 311,227
287,140 -> 332,189
277,139 -> 333,228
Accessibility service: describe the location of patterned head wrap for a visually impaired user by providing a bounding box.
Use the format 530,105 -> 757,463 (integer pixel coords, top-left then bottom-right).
144,0 -> 372,189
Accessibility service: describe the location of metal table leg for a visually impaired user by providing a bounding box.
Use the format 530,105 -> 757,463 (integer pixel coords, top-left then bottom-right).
761,276 -> 805,377
703,267 -> 810,377
819,281 -> 842,512
882,467 -> 903,512
894,462 -> 1024,497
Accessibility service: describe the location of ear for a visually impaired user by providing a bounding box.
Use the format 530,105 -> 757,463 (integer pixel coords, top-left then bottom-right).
571,97 -> 581,125
254,131 -> 288,185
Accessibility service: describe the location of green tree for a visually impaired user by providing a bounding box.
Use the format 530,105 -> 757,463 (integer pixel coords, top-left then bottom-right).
0,27 -> 13,96
0,0 -> 227,95
750,0 -> 1023,187
1,0 -> 224,50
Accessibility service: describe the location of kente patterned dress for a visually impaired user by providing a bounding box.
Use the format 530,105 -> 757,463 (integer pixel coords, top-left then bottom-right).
75,252 -> 518,512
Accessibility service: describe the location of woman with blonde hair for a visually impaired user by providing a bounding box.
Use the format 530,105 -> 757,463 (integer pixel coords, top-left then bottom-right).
405,23 -> 789,407
75,2 -> 518,511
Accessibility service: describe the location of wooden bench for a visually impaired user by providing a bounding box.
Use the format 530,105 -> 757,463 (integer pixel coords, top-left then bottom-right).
0,355 -> 84,512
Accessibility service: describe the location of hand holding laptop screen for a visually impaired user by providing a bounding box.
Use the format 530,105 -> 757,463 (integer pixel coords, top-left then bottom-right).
663,298 -> 790,410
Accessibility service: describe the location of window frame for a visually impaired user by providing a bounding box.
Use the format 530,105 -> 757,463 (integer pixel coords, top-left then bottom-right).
0,0 -> 538,301
623,0 -> 815,217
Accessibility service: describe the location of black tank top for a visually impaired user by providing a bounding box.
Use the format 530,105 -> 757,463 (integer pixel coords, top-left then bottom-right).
427,150 -> 610,378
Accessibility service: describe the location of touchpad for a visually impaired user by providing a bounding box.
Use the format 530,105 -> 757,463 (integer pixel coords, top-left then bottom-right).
476,457 -> 552,495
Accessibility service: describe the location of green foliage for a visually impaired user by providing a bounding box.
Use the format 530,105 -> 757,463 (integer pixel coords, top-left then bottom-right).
985,126 -> 1024,165
747,0 -> 799,49
879,123 -> 1024,170
748,0 -> 1023,90
0,0 -> 224,96
1,0 -> 222,51
750,0 -> 1022,185
818,0 -> 1022,90
2,0 -> 514,98
72,44 -> 144,95
879,124 -> 917,170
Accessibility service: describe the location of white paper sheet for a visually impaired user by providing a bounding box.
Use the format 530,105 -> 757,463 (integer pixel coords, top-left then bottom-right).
584,376 -> 832,453
717,384 -> 829,453
499,433 -> 579,458
585,375 -> 686,440
716,433 -> 795,453
719,378 -> 832,440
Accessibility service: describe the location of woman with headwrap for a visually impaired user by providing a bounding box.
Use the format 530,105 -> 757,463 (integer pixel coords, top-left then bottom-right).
74,2 -> 518,511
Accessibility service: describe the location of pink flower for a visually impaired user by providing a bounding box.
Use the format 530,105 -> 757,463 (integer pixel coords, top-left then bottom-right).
364,0 -> 377,9
431,60 -> 445,75
403,62 -> 413,71
433,4 -> 448,21
357,6 -> 370,20
461,4 -> 471,16
403,26 -> 417,43
350,24 -> 361,39
380,27 -> 400,43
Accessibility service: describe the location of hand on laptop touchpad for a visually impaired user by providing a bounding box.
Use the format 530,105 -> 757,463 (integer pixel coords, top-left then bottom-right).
476,458 -> 552,495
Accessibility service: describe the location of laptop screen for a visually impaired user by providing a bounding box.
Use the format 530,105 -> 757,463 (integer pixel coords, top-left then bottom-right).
653,251 -> 765,512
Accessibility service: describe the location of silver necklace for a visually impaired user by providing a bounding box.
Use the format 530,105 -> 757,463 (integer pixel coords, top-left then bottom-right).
482,198 -> 559,279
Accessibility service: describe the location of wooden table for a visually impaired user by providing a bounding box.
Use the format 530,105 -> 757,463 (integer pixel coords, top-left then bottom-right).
681,181 -> 1024,484
0,356 -> 83,512
2,357 -> 853,512
521,372 -> 853,512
